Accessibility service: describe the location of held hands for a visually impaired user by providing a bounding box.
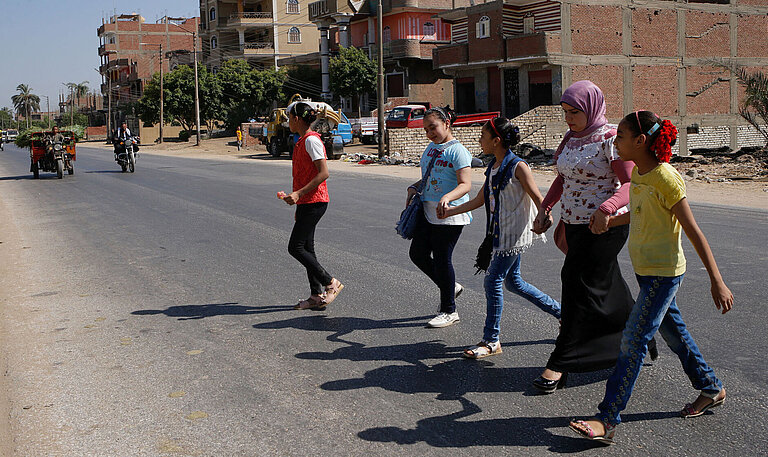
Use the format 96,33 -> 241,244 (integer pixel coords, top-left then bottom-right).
532,210 -> 553,234
436,196 -> 451,219
589,209 -> 611,235
711,280 -> 734,314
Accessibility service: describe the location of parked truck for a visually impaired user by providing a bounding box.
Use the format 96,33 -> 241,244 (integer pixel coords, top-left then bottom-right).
262,94 -> 352,159
385,102 -> 500,129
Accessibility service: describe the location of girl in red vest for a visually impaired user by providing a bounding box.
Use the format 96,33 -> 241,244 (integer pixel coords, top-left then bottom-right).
281,101 -> 344,309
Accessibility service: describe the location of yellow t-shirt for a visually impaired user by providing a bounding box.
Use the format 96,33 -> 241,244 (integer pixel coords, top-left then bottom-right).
628,162 -> 687,277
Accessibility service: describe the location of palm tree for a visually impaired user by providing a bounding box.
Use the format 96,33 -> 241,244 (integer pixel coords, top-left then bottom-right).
11,84 -> 40,129
66,81 -> 89,110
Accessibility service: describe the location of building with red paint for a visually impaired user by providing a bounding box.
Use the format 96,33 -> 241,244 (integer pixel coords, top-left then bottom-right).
308,0 -> 474,112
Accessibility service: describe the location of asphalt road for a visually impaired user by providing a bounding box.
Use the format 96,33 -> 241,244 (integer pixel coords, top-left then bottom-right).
0,143 -> 766,456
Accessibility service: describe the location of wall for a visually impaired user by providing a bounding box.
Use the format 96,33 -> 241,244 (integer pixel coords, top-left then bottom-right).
387,105 -> 563,158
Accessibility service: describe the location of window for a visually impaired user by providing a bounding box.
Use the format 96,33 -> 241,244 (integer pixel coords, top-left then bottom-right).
523,15 -> 534,34
288,27 -> 301,43
287,0 -> 299,14
476,16 -> 490,39
383,26 -> 391,43
209,7 -> 216,21
423,22 -> 435,40
210,36 -> 217,50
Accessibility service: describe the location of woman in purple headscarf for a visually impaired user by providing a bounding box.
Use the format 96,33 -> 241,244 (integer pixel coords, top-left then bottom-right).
530,80 -> 657,393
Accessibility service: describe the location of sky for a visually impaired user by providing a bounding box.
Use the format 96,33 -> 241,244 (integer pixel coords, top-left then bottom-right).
0,0 -> 200,113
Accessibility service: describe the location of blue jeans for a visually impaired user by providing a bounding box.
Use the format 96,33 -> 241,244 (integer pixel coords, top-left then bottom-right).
483,253 -> 561,343
597,274 -> 723,426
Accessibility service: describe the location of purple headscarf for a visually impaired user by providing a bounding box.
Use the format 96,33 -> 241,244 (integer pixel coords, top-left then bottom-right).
555,80 -> 612,159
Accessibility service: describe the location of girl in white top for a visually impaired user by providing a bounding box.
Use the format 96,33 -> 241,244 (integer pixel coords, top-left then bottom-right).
441,117 -> 560,358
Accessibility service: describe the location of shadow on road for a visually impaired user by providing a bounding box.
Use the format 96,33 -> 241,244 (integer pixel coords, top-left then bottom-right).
132,302 -> 295,320
253,314 -> 431,346
84,170 -> 127,174
359,396 -> 680,452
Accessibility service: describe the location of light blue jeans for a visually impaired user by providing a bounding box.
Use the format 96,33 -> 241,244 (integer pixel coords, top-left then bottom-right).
597,274 -> 723,426
483,253 -> 561,343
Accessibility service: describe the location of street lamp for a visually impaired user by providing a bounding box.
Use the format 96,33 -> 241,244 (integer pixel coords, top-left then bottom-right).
141,42 -> 164,144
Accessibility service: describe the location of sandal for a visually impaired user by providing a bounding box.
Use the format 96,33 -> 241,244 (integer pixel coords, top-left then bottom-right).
463,341 -> 502,359
569,418 -> 616,445
293,295 -> 326,310
681,389 -> 726,418
322,279 -> 344,306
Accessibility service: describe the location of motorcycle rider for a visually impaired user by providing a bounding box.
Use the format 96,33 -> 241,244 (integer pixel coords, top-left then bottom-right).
45,126 -> 65,156
113,121 -> 132,158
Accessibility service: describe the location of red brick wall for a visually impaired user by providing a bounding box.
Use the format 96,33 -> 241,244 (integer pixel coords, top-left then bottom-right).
686,66 -> 730,115
738,14 -> 768,57
633,66 -> 678,116
685,11 -> 730,58
571,65 -> 624,119
571,5 -> 623,55
488,67 -> 501,112
467,8 -> 504,63
632,8 -> 677,57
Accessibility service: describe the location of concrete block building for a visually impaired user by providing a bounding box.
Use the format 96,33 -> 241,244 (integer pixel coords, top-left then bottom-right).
97,14 -> 199,137
433,0 -> 768,153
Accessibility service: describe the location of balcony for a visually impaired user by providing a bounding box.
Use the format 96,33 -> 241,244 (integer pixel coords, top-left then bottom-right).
241,42 -> 275,57
228,12 -> 273,27
98,43 -> 117,56
309,0 -> 334,22
433,32 -> 560,69
506,32 -> 560,60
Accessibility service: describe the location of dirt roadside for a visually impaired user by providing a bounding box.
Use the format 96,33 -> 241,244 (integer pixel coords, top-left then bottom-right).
90,138 -> 768,210
0,195 -> 24,456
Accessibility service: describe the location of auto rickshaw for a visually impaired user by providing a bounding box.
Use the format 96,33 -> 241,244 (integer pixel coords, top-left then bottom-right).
29,129 -> 76,179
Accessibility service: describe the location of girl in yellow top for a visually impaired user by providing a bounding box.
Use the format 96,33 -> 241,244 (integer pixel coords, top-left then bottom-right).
569,111 -> 734,445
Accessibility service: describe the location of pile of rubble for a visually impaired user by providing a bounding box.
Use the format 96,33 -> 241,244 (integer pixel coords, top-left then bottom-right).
670,146 -> 768,183
340,144 -> 768,185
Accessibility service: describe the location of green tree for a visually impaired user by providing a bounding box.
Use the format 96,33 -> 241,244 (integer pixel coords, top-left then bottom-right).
329,47 -> 376,112
0,107 -> 13,129
65,81 -> 90,109
217,59 -> 286,129
11,84 -> 40,129
136,64 -> 222,132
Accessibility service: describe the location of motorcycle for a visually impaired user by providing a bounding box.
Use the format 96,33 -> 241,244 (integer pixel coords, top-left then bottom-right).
114,136 -> 139,173
29,131 -> 76,179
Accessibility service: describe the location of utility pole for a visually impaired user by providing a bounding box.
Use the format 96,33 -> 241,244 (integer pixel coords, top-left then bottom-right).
159,45 -> 164,144
108,76 -> 112,141
70,86 -> 74,128
193,30 -> 201,146
377,0 -> 385,159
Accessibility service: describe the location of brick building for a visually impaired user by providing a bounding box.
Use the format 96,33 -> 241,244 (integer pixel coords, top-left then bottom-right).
199,0 -> 320,70
433,0 -> 768,153
97,14 -> 199,137
307,0 -> 475,113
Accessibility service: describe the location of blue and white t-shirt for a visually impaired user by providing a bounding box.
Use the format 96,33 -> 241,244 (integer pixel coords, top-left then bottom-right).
419,140 -> 472,225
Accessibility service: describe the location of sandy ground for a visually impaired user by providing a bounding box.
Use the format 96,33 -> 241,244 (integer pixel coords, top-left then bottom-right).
90,137 -> 768,210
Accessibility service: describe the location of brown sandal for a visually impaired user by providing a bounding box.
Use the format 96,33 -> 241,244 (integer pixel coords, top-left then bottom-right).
294,295 -> 326,310
681,389 -> 726,418
322,279 -> 344,306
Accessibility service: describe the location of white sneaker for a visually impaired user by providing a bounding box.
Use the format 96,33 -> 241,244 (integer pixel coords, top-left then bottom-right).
427,312 -> 460,328
454,282 -> 464,299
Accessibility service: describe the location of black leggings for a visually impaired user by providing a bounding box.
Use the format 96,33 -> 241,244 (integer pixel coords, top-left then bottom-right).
288,202 -> 333,296
409,214 -> 464,313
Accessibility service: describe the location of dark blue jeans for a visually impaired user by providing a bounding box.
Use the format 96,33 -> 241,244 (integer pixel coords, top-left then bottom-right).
596,274 -> 723,426
483,253 -> 561,342
409,219 -> 463,313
